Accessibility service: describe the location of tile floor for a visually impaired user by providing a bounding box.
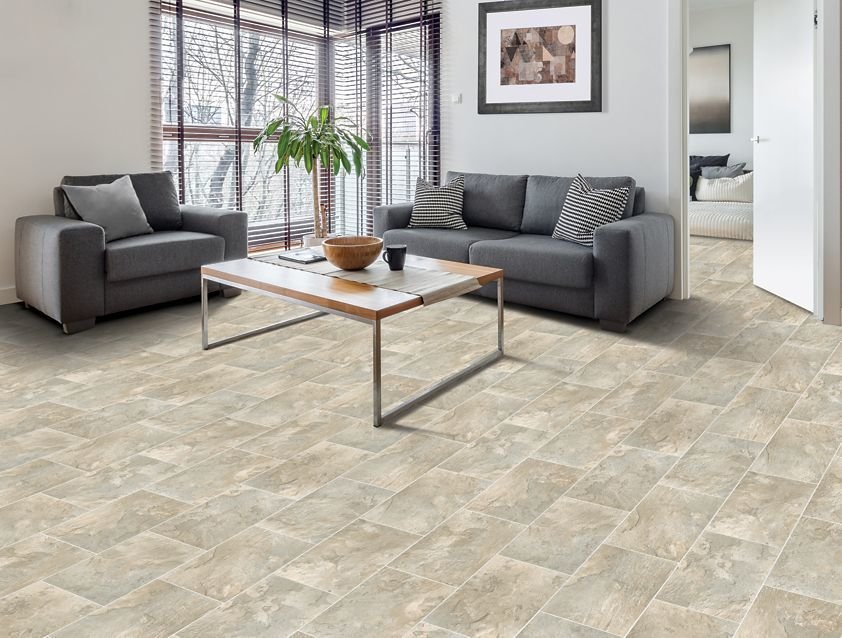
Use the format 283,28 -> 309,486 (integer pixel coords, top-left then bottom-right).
1,237 -> 842,637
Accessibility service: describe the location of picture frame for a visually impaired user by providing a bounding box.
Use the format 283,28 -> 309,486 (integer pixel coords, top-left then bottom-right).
478,0 -> 603,114
689,44 -> 732,134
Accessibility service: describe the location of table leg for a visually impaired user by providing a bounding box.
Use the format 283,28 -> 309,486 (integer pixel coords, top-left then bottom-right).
373,319 -> 382,428
201,277 -> 210,351
498,277 -> 505,354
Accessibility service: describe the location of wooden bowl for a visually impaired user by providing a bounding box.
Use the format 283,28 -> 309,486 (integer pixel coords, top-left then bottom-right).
322,236 -> 384,271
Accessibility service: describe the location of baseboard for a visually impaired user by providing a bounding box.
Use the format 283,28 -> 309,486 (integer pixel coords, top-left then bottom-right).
0,287 -> 20,305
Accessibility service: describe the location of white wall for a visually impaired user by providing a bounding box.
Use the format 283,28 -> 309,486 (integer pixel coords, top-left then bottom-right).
689,2 -> 754,167
0,0 -> 152,304
442,0 -> 674,215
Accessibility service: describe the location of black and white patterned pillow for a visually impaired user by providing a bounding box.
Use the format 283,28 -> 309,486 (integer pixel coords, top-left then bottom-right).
410,176 -> 468,230
553,174 -> 630,246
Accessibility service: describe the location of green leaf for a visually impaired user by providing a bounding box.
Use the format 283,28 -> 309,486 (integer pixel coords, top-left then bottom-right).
304,150 -> 313,173
319,105 -> 330,125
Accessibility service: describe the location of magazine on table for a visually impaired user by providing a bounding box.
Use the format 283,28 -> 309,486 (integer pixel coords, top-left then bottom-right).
277,248 -> 327,265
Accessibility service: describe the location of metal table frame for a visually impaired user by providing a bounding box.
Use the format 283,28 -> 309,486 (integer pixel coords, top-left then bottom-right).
201,276 -> 504,427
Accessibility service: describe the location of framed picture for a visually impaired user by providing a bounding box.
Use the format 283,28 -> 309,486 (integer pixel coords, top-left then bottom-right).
478,0 -> 602,114
689,44 -> 732,134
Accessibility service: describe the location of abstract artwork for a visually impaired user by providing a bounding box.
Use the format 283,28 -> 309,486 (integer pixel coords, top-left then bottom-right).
479,0 -> 601,114
500,25 -> 576,85
689,44 -> 732,134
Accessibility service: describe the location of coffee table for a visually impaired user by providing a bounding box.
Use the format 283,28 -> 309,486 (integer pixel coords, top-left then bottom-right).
200,255 -> 504,427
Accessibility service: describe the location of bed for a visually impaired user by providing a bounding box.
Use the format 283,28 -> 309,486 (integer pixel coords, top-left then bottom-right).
689,200 -> 753,241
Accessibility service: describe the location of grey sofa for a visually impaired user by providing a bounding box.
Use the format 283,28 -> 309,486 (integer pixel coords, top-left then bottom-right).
374,172 -> 674,332
15,172 -> 247,334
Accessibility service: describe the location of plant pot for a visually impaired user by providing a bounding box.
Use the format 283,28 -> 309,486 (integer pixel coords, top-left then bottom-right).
303,233 -> 336,248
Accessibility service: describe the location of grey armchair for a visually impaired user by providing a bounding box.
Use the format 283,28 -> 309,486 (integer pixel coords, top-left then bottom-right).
15,172 -> 248,334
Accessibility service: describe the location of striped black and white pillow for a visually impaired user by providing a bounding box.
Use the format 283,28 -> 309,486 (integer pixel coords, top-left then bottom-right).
553,175 -> 630,246
410,176 -> 468,230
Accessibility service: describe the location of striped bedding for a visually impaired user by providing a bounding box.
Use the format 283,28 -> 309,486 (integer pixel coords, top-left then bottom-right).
689,201 -> 753,241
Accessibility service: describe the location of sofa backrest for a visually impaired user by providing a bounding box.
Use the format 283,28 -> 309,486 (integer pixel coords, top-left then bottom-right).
446,171 -> 527,232
56,172 -> 183,232
521,175 -> 638,236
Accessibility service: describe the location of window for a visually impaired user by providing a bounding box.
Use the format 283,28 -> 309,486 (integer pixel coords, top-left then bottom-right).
153,0 -> 441,249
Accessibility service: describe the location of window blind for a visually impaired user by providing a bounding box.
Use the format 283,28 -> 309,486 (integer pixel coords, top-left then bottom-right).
154,0 -> 441,248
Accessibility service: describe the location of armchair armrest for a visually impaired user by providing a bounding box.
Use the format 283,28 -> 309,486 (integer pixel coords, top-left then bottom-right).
373,202 -> 413,238
181,205 -> 248,260
593,213 -> 675,331
15,215 -> 105,327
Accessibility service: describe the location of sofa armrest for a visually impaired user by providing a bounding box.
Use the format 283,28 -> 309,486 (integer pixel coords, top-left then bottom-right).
593,212 -> 675,330
373,202 -> 413,238
15,215 -> 105,325
181,205 -> 248,260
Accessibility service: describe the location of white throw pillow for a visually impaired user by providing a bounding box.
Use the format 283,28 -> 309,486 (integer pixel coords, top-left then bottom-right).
695,173 -> 754,203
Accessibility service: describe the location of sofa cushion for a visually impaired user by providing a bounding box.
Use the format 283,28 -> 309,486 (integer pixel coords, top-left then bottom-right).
105,231 -> 225,282
61,172 -> 183,231
62,176 -> 154,243
382,227 -> 519,264
446,171 -> 527,232
521,175 -> 637,235
470,234 -> 594,289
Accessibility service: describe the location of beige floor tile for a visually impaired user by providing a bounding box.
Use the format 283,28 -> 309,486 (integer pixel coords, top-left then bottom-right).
142,364 -> 257,405
422,391 -> 528,443
344,434 -> 461,492
52,397 -> 175,439
364,469 -> 485,535
468,458 -> 581,524
608,485 -> 721,561
661,433 -> 764,498
753,345 -> 830,394
51,424 -> 175,472
0,428 -> 85,472
406,622 -> 466,637
708,386 -> 799,443
658,532 -> 778,622
645,332 -> 729,377
0,534 -> 91,597
247,440 -> 371,499
0,493 -> 84,548
592,370 -> 686,420
238,410 -> 362,460
487,360 -> 576,400
518,614 -> 614,637
391,510 -> 522,587
533,412 -> 639,470
439,422 -> 553,481
141,390 -> 261,434
717,321 -> 795,364
46,531 -> 201,605
280,520 -> 418,595
166,526 -> 310,601
788,320 -> 842,352
426,555 -> 565,638
546,330 -> 618,363
304,568 -> 452,638
263,477 -> 392,543
691,298 -> 772,339
768,517 -> 842,603
53,579 -> 216,638
154,487 -> 290,550
0,459 -> 81,507
752,419 -> 842,483
626,600 -> 736,638
151,448 -> 278,504
791,373 -> 842,426
738,586 -> 842,638
48,490 -> 189,553
544,544 -> 674,636
565,343 -> 657,389
673,358 -> 761,407
326,415 -> 409,453
501,497 -> 625,574
757,296 -> 811,325
823,343 -> 842,375
806,458 -> 842,524
0,402 -> 84,441
56,371 -> 173,410
0,581 -> 99,638
143,417 -> 267,467
623,399 -> 721,455
508,382 -> 608,433
565,446 -> 676,511
178,575 -> 336,638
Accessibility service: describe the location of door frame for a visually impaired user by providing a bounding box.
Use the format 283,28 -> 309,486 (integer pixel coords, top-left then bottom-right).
671,0 -> 842,323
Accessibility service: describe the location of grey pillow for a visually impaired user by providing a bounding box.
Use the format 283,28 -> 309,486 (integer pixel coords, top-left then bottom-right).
62,175 -> 153,242
702,163 -> 747,179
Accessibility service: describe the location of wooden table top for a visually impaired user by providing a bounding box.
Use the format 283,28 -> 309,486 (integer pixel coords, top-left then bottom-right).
202,254 -> 503,322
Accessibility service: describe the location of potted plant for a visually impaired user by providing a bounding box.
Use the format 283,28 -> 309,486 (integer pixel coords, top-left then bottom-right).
254,96 -> 370,247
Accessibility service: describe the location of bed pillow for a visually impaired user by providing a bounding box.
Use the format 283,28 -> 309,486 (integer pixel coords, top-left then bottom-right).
702,163 -> 746,179
690,154 -> 730,200
695,172 -> 754,203
62,175 -> 154,242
